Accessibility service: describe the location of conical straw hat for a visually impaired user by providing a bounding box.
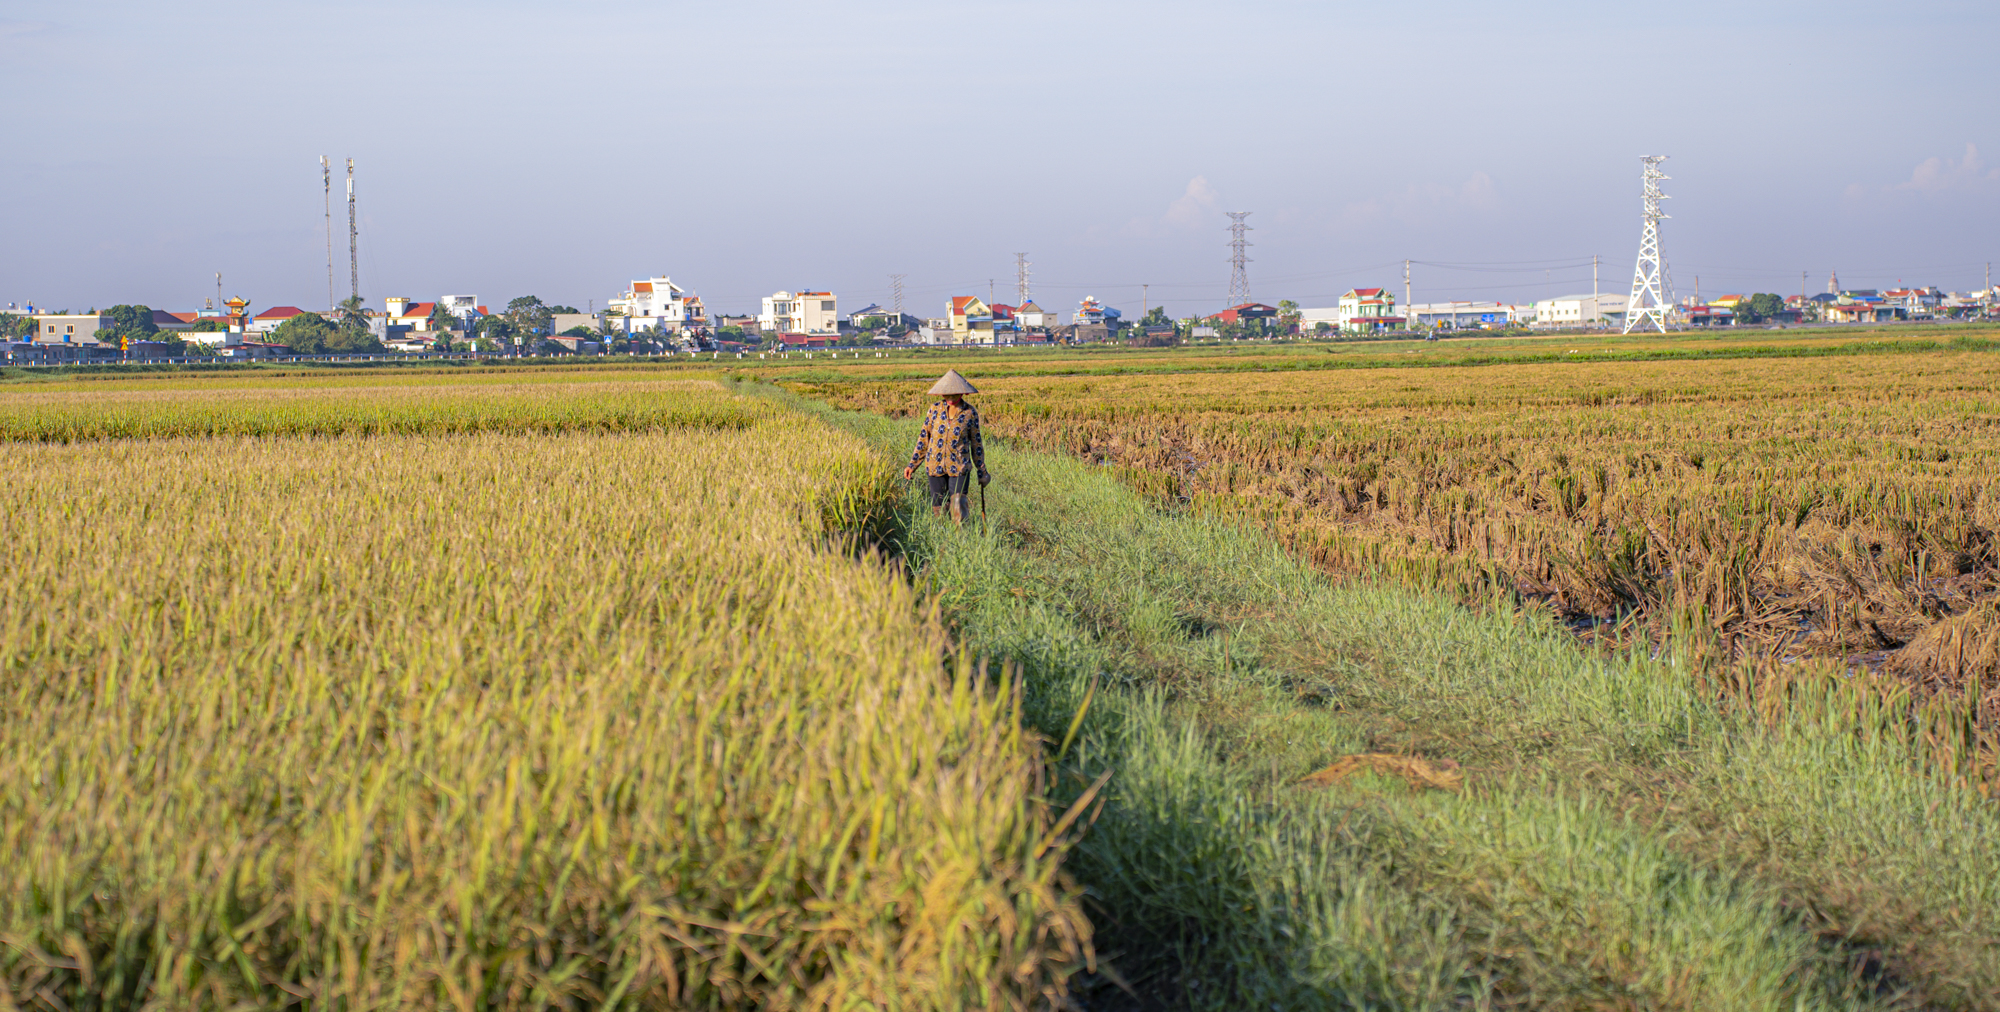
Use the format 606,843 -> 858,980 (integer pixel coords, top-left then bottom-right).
928,370 -> 978,395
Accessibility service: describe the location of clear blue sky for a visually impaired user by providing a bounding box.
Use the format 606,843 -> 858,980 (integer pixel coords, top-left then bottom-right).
4,0 -> 1995,318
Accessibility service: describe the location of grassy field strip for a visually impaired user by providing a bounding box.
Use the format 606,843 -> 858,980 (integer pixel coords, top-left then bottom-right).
781,383 -> 2000,1010
1,395 -> 1088,1008
795,351 -> 2000,749
0,378 -> 776,442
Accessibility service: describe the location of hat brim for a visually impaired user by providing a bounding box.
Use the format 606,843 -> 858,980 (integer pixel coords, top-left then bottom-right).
928,370 -> 979,395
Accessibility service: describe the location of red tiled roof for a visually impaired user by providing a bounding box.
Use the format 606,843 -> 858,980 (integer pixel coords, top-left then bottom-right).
633,282 -> 654,293
255,306 -> 306,321
1348,288 -> 1385,297
401,302 -> 437,319
950,296 -> 979,313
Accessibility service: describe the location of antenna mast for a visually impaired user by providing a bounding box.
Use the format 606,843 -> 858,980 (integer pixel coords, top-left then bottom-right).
322,157 -> 335,314
1622,156 -> 1672,334
346,158 -> 358,304
1226,211 -> 1252,307
1014,253 -> 1031,306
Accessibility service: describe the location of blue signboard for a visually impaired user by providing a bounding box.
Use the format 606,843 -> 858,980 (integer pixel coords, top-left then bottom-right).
1480,313 -> 1496,323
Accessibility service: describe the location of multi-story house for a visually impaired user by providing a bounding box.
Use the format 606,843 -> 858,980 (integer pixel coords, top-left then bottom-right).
758,290 -> 838,335
1337,288 -> 1403,333
1014,300 -> 1056,329
948,295 -> 996,344
611,277 -> 707,333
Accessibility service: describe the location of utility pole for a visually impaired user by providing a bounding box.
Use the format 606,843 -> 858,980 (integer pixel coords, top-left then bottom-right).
346,158 -> 358,305
1226,211 -> 1252,307
322,157 -> 335,314
215,272 -> 222,312
1141,284 -> 1149,321
1622,155 -> 1672,334
1403,259 -> 1412,329
1014,253 -> 1031,306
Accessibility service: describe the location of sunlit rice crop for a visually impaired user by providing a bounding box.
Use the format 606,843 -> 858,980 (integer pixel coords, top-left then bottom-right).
0,406 -> 1087,1008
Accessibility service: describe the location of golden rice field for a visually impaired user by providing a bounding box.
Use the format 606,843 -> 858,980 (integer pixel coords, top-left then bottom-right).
795,348 -> 2000,723
0,380 -> 1088,1009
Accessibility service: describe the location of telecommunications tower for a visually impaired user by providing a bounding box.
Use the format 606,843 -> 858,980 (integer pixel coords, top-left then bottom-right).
346,158 -> 358,304
321,157 -> 335,314
1623,156 -> 1672,334
1226,211 -> 1252,306
889,274 -> 906,316
1014,253 -> 1032,306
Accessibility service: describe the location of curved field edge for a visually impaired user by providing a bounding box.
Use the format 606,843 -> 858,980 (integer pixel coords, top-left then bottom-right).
768,379 -> 2000,1011
0,399 -> 1089,1009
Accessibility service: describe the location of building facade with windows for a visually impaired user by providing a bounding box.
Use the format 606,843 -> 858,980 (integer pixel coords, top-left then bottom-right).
947,295 -> 996,344
612,277 -> 707,334
31,314 -> 112,345
758,290 -> 838,335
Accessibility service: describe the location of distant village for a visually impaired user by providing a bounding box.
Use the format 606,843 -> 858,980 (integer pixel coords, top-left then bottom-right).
5,269 -> 1995,363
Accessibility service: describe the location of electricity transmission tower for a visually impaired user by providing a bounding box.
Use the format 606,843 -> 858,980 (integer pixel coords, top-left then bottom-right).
1014,253 -> 1031,306
889,274 -> 905,316
1226,211 -> 1252,307
1623,156 -> 1672,334
346,158 -> 358,304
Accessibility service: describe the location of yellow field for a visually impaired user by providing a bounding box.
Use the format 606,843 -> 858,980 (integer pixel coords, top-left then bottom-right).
796,348 -> 2000,716
0,382 -> 1087,1009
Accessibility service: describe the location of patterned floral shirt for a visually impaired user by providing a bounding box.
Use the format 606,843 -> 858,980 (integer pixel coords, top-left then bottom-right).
908,399 -> 987,478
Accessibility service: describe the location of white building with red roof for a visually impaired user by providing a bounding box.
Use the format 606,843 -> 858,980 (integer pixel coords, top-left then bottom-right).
611,277 -> 706,334
251,306 -> 308,334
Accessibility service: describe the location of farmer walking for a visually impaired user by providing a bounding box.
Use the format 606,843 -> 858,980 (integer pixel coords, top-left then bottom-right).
903,369 -> 990,525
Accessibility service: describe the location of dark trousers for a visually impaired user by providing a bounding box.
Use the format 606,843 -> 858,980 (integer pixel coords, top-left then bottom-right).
926,472 -> 970,507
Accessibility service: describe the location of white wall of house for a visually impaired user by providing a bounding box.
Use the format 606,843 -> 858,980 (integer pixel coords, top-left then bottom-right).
1532,294 -> 1627,327
611,277 -> 704,333
759,291 -> 838,334
31,314 -> 110,345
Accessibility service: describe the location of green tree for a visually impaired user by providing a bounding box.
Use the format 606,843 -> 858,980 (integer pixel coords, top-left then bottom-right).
189,318 -> 223,333
104,305 -> 160,339
1277,299 -> 1301,334
1,314 -> 35,340
547,304 -> 581,315
336,295 -> 368,331
1740,293 -> 1786,323
505,296 -> 553,338
477,315 -> 518,348
1139,306 -> 1171,327
270,312 -> 338,353
427,302 -> 459,335
324,324 -> 384,354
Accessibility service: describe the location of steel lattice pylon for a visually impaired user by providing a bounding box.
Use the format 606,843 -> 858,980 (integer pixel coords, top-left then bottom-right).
1623,156 -> 1672,334
1226,211 -> 1252,306
1014,253 -> 1031,306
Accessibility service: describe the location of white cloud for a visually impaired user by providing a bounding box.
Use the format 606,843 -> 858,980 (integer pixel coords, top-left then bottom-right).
1162,175 -> 1220,229
1894,143 -> 2000,192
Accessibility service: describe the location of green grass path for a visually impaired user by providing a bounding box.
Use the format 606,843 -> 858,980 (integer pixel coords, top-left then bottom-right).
767,382 -> 2000,1011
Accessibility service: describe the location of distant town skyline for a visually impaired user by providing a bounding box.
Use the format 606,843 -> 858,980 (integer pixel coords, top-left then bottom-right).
5,0 -> 1995,317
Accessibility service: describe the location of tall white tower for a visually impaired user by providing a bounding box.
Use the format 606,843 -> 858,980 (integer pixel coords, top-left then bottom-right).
1623,156 -> 1672,334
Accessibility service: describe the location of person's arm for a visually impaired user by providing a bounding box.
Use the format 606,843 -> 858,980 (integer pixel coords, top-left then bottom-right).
905,405 -> 934,476
970,406 -> 988,483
